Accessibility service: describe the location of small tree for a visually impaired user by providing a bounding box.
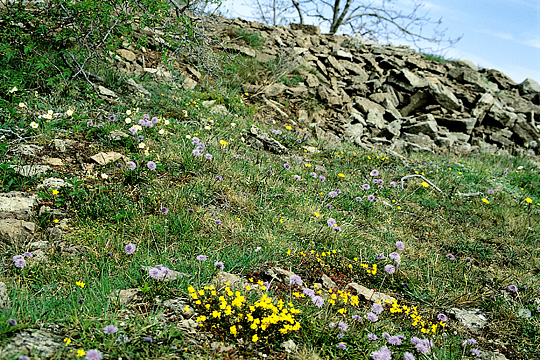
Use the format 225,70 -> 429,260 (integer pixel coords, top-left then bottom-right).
248,0 -> 461,51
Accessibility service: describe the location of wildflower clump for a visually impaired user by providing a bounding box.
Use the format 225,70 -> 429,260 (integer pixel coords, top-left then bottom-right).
187,283 -> 301,346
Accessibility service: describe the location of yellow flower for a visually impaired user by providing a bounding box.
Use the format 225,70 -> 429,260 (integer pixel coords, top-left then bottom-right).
305,163 -> 312,167
230,325 -> 237,336
314,212 -> 320,217
53,219 -> 59,223
245,92 -> 249,96
220,140 -> 228,147
482,198 -> 489,204
287,249 -> 291,255
525,198 -> 533,203
76,281 -> 85,288
77,349 -> 85,357
52,189 -> 59,195
64,338 -> 71,346
421,181 -> 429,188
252,334 -> 259,342
285,125 -> 292,130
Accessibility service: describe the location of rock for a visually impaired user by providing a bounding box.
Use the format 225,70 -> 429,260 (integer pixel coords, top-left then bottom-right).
108,129 -> 130,141
0,282 -> 9,309
228,43 -> 256,57
402,133 -> 435,148
210,104 -> 229,116
213,272 -> 244,288
486,103 -> 518,128
109,288 -> 143,306
45,158 -> 64,166
290,23 -> 320,35
490,129 -> 514,147
483,69 -> 516,90
116,48 -> 137,62
183,77 -> 197,90
266,267 -> 297,285
321,274 -> 337,289
456,59 -> 478,71
281,339 -> 298,353
513,117 -> 540,144
97,85 -> 118,98
366,108 -> 385,129
2,330 -> 62,359
518,78 -> 540,95
248,125 -> 288,154
9,164 -> 50,177
448,308 -> 487,332
400,90 -> 430,117
0,218 -> 35,247
436,117 -> 478,134
472,93 -> 495,123
32,249 -> 49,264
346,282 -> 395,303
387,69 -> 428,92
403,116 -> 438,137
264,83 -> 287,97
355,97 -> 386,114
0,192 -> 38,220
11,144 -> 43,156
52,139 -> 67,152
140,265 -> 189,282
327,55 -> 347,76
126,77 -> 151,97
90,151 -> 125,165
305,74 -> 320,88
29,240 -> 49,250
36,177 -> 70,190
144,67 -> 172,81
480,350 -> 509,360
162,297 -> 190,314
429,81 -> 463,111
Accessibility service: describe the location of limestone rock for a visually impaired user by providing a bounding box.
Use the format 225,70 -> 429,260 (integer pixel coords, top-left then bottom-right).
264,83 -> 287,97
116,48 -> 137,62
9,165 -> 50,177
182,77 -> 197,90
97,85 -> 118,98
518,78 -> 540,95
321,274 -> 337,289
281,339 -> 298,353
210,104 -> 229,116
126,77 -> 151,97
472,93 -> 495,123
266,267 -> 297,285
247,125 -> 288,154
90,151 -> 125,165
213,272 -> 244,288
0,218 -> 35,247
346,282 -> 395,303
37,177 -> 70,190
481,350 -> 509,360
387,69 -> 428,92
290,23 -> 320,35
144,67 -> 172,81
162,297 -> 190,314
11,144 -> 43,156
429,81 -> 463,111
45,158 -> 63,166
400,90 -> 430,117
2,330 -> 62,359
449,308 -> 487,332
0,282 -> 9,309
0,192 -> 38,220
52,139 -> 67,152
108,129 -> 130,141
403,116 -> 438,137
109,288 -> 143,306
436,117 -> 478,134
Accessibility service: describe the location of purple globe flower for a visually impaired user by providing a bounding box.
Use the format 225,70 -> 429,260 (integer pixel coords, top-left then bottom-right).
205,153 -> 213,160
8,319 -> 17,326
192,149 -> 201,156
338,321 -> 348,331
390,181 -> 397,187
13,257 -> 26,268
143,114 -> 150,119
290,275 -> 303,286
214,219 -> 222,225
126,161 -> 136,170
143,336 -> 153,343
467,338 -> 477,345
388,335 -> 402,345
356,196 -> 363,201
508,285 -> 518,292
370,346 -> 391,360
214,261 -> 224,270
196,255 -> 207,262
372,302 -> 383,315
303,288 -> 315,297
370,170 -> 379,177
437,314 -> 448,322
148,267 -> 161,279
310,172 -> 317,178
147,161 -> 157,171
85,349 -> 102,360
367,333 -> 378,340
151,117 -> 159,124
376,253 -> 386,260
216,175 -> 223,181
312,295 -> 324,307
367,312 -> 378,322
293,175 -> 301,180
87,121 -> 93,127
404,352 -> 415,360
446,254 -> 455,260
138,135 -> 144,141
362,184 -> 370,190
396,241 -> 405,250
328,191 -> 338,198
384,264 -> 396,275
125,243 -> 136,255
283,163 -> 290,170
327,218 -> 337,227
336,343 -> 347,350
367,195 -> 376,201
103,325 -> 119,334
487,189 -> 495,194
319,175 -> 326,182
333,226 -> 342,231
389,252 -> 401,261
160,207 -> 169,215
471,349 -> 481,356
109,115 -> 117,121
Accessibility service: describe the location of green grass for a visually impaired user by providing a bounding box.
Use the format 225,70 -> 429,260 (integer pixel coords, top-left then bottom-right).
1,51 -> 540,360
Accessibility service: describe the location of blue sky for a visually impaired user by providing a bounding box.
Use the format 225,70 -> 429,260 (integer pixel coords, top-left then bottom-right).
218,0 -> 540,84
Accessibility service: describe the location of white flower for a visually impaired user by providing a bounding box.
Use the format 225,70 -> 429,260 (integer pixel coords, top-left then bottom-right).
47,110 -> 53,115
30,122 -> 38,129
34,91 -> 38,97
133,125 -> 142,131
186,135 -> 191,139
126,109 -> 132,115
158,129 -> 165,134
43,114 -> 52,120
125,118 -> 131,124
183,110 -> 188,117
9,86 -> 17,93
164,119 -> 170,125
19,102 -> 26,108
135,107 -> 139,113
138,142 -> 145,149
144,149 -> 149,156
101,173 -> 108,179
230,123 -> 236,127
204,125 -> 211,130
66,109 -> 73,116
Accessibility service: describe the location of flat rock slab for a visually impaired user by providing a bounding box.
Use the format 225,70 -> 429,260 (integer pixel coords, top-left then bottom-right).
449,308 -> 487,332
37,177 -> 70,190
346,282 -> 395,303
0,282 -> 9,309
2,330 -> 62,359
9,165 -> 50,177
90,151 -> 125,165
0,192 -> 38,220
109,288 -> 144,306
11,144 -> 43,156
0,218 -> 35,247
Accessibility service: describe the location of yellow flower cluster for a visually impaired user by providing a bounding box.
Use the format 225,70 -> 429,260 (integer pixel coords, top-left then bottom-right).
290,249 -> 377,277
187,283 -> 301,343
385,299 -> 446,335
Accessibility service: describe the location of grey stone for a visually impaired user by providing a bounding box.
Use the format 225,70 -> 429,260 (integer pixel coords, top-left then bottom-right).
37,177 -> 70,190
456,59 -> 478,71
402,133 -> 435,148
436,117 -> 478,134
0,218 -> 35,247
126,78 -> 151,97
213,272 -> 244,288
162,297 -> 190,315
248,125 -> 288,154
400,90 -> 430,117
429,81 -> 463,111
366,108 -> 386,129
355,96 -> 386,114
490,130 -> 514,147
343,123 -> 364,139
281,339 -> 298,353
29,240 -> 49,250
473,139 -> 499,154
12,144 -> 43,156
387,69 -> 428,92
513,117 -> 540,143
290,23 -> 320,35
2,330 -> 62,359
340,60 -> 368,79
52,139 -> 67,152
305,73 -> 320,88
486,103 -> 518,128
331,50 -> 353,61
182,76 -> 197,90
321,274 -> 337,289
480,350 -> 509,360
32,249 -> 49,264
109,288 -> 143,306
0,282 -> 9,309
518,78 -> 540,95
97,85 -> 118,98
264,83 -> 288,97
449,308 -> 487,332
117,48 -> 137,62
266,267 -> 297,285
327,55 -> 347,76
347,282 -> 395,303
0,192 -> 38,220
472,93 -> 495,123
9,165 -> 50,177
108,129 -> 130,141
144,68 -> 172,81
403,116 -> 438,137
90,151 -> 125,165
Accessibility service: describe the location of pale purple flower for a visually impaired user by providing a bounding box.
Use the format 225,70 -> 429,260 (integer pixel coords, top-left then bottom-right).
312,295 -> 324,307
388,335 -> 402,345
437,314 -> 448,322
378,185 -> 383,189
328,322 -> 336,329
403,352 -> 415,360
384,264 -> 395,275
372,302 -> 383,315
126,161 -> 136,170
367,333 -> 378,340
326,204 -> 332,209
128,127 -> 138,135
338,321 -> 348,331
205,153 -> 213,160
466,257 -> 472,262
356,196 -> 362,201
336,343 -> 347,350
192,149 -> 201,156
319,175 -> 326,182
161,267 -> 172,277
377,253 -> 386,260
196,255 -> 207,262
328,191 -> 338,198
310,172 -> 317,178
333,226 -> 342,231
395,241 -> 405,250
13,257 -> 26,268
446,254 -> 455,260
370,346 -> 391,360
87,121 -> 93,127
214,219 -> 222,225
214,261 -> 224,270
8,319 -> 17,326
138,135 -> 144,141
390,181 -> 397,187
110,115 -> 117,121
303,288 -> 315,297
188,208 -> 194,213
143,114 -> 150,119
467,338 -> 477,345
411,338 -> 433,354
337,332 -> 345,339
383,332 -> 391,340
143,336 -> 153,343
192,137 -> 200,145
216,175 -> 223,180
125,243 -> 136,255
389,252 -> 401,261
293,175 -> 301,180
352,315 -> 362,321
160,207 -> 169,215
290,275 -> 303,286
370,170 -> 379,177
147,161 -> 157,171
103,325 -> 119,334
471,349 -> 481,356
23,252 -> 33,258
151,117 -> 159,124
487,189 -> 495,194
284,163 -> 290,170
367,195 -> 376,201
327,218 -> 337,227
362,184 -> 370,190
85,349 -> 102,360
149,267 -> 161,279
508,285 -> 518,292
18,356 -> 30,360
367,312 -> 378,322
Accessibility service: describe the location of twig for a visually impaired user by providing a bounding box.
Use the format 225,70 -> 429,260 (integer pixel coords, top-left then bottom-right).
400,174 -> 443,193
456,191 -> 483,197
